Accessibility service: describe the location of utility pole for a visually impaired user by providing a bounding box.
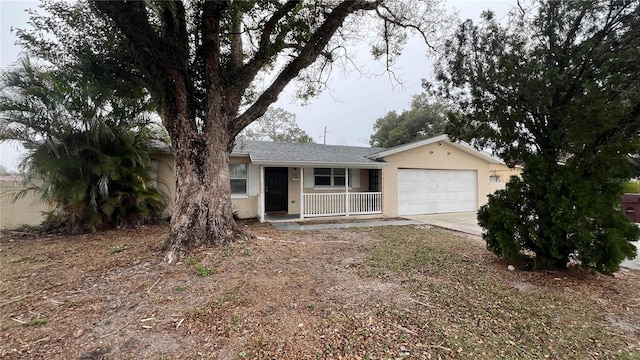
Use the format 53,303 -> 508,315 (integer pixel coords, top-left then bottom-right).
323,126 -> 327,145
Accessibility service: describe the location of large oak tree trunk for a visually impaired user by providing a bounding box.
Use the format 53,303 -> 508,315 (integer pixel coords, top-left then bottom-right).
162,111 -> 248,263
90,0 -> 386,262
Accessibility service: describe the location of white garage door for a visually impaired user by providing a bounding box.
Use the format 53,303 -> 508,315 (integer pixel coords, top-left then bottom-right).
398,169 -> 476,215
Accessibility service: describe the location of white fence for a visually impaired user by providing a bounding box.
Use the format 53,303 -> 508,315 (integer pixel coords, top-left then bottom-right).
303,192 -> 382,217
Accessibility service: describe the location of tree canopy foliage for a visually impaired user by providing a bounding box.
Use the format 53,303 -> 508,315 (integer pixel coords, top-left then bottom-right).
435,0 -> 640,272
369,92 -> 447,148
14,0 -> 448,259
0,58 -> 166,233
240,107 -> 314,143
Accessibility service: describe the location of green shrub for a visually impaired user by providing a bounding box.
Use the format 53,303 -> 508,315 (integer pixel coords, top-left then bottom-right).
480,161 -> 638,273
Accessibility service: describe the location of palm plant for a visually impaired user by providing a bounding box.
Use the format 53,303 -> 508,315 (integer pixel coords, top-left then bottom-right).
1,57 -> 167,233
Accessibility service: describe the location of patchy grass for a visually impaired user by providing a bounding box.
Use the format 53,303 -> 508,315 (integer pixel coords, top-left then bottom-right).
357,226 -> 640,359
28,318 -> 49,327
109,246 -> 126,254
1,223 -> 638,359
9,256 -> 31,263
194,265 -> 216,277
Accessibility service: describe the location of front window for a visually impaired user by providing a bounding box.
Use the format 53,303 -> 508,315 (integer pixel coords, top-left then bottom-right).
314,168 -> 351,187
230,163 -> 247,194
314,168 -> 331,186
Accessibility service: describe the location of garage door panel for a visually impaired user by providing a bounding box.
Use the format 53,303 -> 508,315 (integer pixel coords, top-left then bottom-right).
398,169 -> 476,215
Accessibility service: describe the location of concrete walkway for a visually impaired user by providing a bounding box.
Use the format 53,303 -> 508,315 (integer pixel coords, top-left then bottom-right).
404,212 -> 483,236
270,212 -> 481,234
271,219 -> 422,231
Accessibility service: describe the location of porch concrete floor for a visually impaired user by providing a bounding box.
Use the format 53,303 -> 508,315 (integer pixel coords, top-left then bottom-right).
404,212 -> 483,236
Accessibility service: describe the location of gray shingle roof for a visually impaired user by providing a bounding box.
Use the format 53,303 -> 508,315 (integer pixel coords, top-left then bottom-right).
232,140 -> 386,167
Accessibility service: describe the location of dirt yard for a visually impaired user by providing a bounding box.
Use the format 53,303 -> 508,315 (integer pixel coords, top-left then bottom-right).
1,222 -> 639,359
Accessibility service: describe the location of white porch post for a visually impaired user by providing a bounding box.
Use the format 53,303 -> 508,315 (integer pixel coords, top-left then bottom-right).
299,167 -> 304,219
345,167 -> 350,217
259,165 -> 265,222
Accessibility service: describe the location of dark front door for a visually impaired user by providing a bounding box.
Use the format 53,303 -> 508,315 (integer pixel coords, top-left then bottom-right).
265,167 -> 288,213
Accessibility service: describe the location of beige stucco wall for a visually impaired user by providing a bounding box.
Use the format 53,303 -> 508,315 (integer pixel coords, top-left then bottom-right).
232,196 -> 259,218
0,180 -> 49,229
488,163 -> 522,193
380,141 -> 493,217
230,156 -> 260,219
0,154 -> 181,229
287,167 -> 302,214
155,155 -> 263,219
154,154 -> 263,219
153,153 -> 176,217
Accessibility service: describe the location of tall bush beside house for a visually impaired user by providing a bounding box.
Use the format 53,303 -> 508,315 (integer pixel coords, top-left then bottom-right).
1,58 -> 166,233
479,162 -> 639,273
435,1 -> 640,272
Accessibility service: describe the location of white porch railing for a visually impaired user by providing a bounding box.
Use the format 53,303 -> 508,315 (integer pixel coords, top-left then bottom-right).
303,192 -> 382,217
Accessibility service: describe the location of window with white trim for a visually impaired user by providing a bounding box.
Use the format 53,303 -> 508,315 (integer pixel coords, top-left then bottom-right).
314,168 -> 351,187
230,163 -> 247,194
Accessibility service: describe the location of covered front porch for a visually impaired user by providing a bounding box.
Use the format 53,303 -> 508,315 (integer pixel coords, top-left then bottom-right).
257,165 -> 384,221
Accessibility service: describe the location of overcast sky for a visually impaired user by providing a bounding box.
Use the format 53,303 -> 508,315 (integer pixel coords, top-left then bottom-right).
0,0 -> 516,172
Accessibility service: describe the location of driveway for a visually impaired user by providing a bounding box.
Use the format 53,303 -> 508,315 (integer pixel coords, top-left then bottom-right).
404,212 -> 482,236
405,212 -> 640,271
621,241 -> 640,271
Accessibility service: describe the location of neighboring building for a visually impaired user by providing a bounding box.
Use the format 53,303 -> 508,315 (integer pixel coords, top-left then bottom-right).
0,176 -> 49,229
154,134 -> 519,221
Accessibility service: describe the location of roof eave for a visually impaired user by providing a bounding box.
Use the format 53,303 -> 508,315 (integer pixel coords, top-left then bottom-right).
370,135 -> 503,164
248,159 -> 387,169
368,134 -> 450,159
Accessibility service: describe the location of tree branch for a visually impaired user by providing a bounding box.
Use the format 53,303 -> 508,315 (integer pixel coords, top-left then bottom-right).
201,1 -> 225,100
230,0 -> 380,137
376,2 -> 439,51
91,1 -> 161,73
92,0 -> 194,134
223,1 -> 300,109
229,8 -> 244,74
